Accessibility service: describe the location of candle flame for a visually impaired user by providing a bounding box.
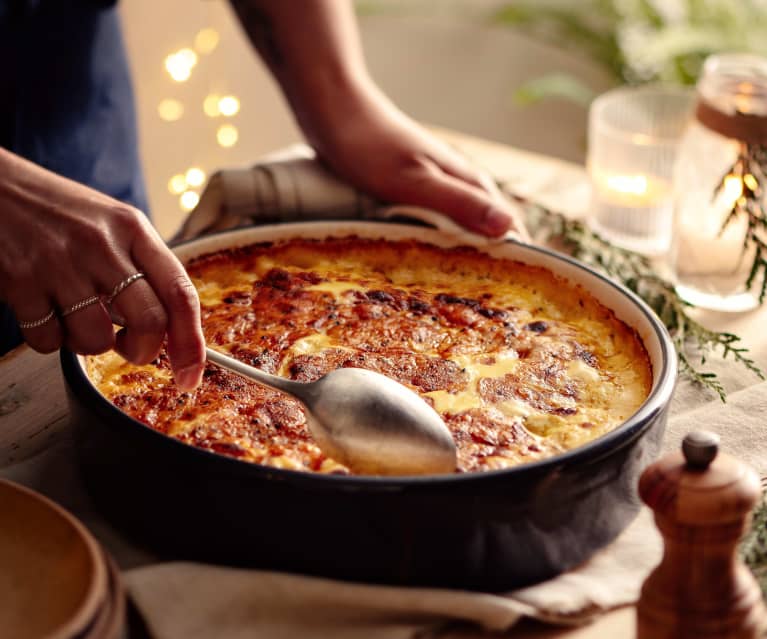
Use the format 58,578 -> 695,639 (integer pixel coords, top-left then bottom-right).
605,174 -> 648,196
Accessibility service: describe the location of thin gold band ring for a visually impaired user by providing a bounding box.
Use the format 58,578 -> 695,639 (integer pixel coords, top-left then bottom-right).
20,271 -> 146,327
18,309 -> 56,330
105,272 -> 146,305
61,295 -> 102,317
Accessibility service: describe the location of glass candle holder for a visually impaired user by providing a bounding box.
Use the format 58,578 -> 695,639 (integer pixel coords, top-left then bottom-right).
587,86 -> 694,256
671,54 -> 767,312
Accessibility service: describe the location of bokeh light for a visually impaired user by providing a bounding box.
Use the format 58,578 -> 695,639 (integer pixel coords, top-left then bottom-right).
177,48 -> 198,68
185,167 -> 206,187
195,28 -> 220,54
203,94 -> 221,117
164,48 -> 198,83
180,190 -> 200,211
217,124 -> 239,148
168,174 -> 187,195
157,99 -> 184,122
218,95 -> 240,117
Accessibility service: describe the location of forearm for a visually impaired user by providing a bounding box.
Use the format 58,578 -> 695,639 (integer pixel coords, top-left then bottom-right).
228,0 -> 379,150
228,0 -> 526,238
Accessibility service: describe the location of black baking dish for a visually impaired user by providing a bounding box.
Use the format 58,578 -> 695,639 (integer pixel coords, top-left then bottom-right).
61,221 -> 676,591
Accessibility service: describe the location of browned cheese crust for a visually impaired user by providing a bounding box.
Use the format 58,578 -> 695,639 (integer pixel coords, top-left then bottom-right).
87,237 -> 652,475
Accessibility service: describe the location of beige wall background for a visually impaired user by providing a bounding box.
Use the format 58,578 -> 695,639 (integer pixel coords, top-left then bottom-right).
119,1 -> 609,239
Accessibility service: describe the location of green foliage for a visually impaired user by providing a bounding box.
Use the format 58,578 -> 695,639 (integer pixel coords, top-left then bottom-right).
492,0 -> 767,103
513,73 -> 596,107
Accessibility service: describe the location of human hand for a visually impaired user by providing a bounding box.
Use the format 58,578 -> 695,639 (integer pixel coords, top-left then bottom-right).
230,0 -> 525,238
0,150 -> 205,390
304,85 -> 529,240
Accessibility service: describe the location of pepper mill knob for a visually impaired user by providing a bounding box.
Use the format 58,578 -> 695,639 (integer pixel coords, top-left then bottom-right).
682,430 -> 720,469
636,431 -> 767,638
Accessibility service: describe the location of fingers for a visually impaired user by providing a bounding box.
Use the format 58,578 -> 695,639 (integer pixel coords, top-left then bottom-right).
59,291 -> 115,355
109,277 -> 167,367
424,149 -> 531,241
9,279 -> 115,357
394,156 -> 528,239
0,151 -> 203,385
131,221 -> 205,391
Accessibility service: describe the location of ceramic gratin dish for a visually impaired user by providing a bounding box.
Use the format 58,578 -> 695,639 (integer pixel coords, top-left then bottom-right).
61,221 -> 676,591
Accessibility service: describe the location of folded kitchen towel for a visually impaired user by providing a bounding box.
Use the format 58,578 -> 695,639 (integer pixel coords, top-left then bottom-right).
170,143 -> 526,246
172,145 -> 379,242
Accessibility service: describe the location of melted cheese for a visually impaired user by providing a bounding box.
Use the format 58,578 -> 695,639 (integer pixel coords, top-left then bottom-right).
278,334 -> 353,376
306,281 -> 368,296
87,237 -> 653,475
497,398 -> 535,419
567,359 -> 600,384
425,351 -> 519,414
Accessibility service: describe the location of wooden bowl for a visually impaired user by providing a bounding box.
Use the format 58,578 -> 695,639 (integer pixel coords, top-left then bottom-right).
0,479 -> 108,639
82,549 -> 125,639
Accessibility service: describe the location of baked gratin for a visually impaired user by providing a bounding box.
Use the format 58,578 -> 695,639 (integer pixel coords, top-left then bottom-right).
87,237 -> 652,475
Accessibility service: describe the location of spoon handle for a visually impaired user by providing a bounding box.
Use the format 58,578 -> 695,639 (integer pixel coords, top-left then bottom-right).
205,347 -> 306,398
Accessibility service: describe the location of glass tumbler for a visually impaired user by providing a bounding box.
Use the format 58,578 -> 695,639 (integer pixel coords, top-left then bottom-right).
588,86 -> 695,256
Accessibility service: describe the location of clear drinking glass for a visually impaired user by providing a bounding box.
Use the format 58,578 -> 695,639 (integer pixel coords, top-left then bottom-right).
588,86 -> 695,256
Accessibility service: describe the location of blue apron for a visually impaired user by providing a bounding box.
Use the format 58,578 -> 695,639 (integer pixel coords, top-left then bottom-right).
0,0 -> 147,354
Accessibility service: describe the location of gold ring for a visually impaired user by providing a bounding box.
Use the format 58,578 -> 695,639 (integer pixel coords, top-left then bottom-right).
106,272 -> 146,305
18,309 -> 56,330
61,295 -> 101,317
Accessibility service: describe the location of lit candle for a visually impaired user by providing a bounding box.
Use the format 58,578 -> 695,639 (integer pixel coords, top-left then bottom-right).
588,165 -> 675,255
591,168 -> 672,208
676,174 -> 752,276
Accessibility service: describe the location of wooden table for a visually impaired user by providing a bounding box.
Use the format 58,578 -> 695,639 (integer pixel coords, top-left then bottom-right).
3,130 -> 764,638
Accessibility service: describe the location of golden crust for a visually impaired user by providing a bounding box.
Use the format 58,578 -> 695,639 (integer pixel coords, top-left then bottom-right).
87,237 -> 652,475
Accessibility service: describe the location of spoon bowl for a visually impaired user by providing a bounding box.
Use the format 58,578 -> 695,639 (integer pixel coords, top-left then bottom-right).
205,347 -> 457,475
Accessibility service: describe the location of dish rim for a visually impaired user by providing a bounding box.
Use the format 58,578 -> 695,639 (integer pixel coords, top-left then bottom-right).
63,220 -> 677,486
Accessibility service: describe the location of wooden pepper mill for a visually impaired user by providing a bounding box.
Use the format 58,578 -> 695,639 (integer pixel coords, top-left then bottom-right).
637,431 -> 767,638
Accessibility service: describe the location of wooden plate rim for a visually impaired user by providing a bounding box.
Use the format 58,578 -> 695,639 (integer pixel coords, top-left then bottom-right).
0,478 -> 108,639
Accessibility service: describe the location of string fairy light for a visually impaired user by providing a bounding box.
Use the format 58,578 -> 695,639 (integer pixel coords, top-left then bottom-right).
158,99 -> 184,122
185,167 -> 206,187
203,93 -> 221,117
164,48 -> 198,83
195,28 -> 220,55
160,5 -> 242,212
216,124 -> 239,148
168,174 -> 187,195
180,190 -> 200,211
218,95 -> 240,116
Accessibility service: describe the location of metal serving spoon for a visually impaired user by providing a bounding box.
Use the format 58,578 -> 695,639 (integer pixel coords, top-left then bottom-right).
205,347 -> 457,476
